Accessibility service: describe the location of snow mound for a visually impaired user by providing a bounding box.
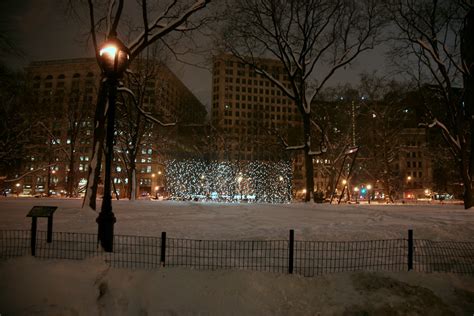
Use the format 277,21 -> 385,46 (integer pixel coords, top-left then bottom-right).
1,256 -> 473,315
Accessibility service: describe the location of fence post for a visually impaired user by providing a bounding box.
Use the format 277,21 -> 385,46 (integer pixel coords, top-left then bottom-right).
160,232 -> 166,267
30,217 -> 37,256
47,216 -> 53,243
408,229 -> 413,271
288,229 -> 294,274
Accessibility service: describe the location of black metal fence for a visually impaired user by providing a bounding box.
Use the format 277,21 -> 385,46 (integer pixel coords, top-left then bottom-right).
0,229 -> 473,276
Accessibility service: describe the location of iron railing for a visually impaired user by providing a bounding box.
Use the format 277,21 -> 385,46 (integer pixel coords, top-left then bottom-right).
0,230 -> 473,276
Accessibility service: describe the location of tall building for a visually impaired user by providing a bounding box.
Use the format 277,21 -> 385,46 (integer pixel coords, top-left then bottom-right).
211,54 -> 302,161
211,54 -> 341,198
17,57 -> 205,197
398,128 -> 433,199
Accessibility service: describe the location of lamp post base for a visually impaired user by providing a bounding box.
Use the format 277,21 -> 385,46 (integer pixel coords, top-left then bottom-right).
96,210 -> 116,252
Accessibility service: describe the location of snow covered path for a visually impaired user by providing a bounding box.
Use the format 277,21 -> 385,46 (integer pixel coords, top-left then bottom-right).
0,198 -> 472,241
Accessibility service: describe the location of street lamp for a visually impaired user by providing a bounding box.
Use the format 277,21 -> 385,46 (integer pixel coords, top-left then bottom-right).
367,184 -> 372,204
96,36 -> 130,252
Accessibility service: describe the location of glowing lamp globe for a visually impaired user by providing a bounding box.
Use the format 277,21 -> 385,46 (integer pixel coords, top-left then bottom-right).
98,38 -> 130,77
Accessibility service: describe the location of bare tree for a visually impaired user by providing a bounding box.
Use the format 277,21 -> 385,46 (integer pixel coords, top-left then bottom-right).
387,0 -> 474,208
357,76 -> 414,202
115,55 -> 168,201
59,79 -> 97,197
81,0 -> 211,209
312,86 -> 358,200
0,66 -> 33,182
221,0 -> 384,201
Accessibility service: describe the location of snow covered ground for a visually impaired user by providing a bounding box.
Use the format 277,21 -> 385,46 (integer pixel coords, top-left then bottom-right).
1,197 -> 473,314
0,197 -> 473,241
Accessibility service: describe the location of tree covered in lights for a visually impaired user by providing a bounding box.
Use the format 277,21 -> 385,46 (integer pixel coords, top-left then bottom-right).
166,159 -> 292,203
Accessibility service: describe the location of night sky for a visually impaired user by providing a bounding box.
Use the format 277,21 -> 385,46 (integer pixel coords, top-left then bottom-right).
1,0 -> 390,109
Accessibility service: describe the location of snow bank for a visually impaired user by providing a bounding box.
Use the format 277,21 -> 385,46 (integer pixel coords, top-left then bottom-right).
1,256 -> 473,315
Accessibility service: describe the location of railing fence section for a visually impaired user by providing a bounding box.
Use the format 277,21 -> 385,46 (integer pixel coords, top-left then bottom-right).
0,229 -> 472,275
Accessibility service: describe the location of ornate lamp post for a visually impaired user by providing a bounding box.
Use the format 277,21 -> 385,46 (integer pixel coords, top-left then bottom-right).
96,37 -> 130,252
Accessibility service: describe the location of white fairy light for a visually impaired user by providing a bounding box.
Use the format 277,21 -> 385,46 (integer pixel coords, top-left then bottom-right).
165,159 -> 292,203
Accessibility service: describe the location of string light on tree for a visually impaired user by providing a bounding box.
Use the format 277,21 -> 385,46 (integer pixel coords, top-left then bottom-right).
165,159 -> 292,203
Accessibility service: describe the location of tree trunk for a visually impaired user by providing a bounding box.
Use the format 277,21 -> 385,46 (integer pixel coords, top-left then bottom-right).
327,168 -> 337,200
131,169 -> 137,201
127,161 -> 137,201
67,143 -> 75,197
382,174 -> 392,203
303,114 -> 314,202
46,169 -> 52,197
461,160 -> 473,209
462,6 -> 474,210
83,81 -> 108,210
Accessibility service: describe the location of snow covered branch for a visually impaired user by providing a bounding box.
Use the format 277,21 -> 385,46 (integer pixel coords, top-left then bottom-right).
420,118 -> 461,152
117,87 -> 176,127
3,163 -> 59,183
129,0 -> 211,60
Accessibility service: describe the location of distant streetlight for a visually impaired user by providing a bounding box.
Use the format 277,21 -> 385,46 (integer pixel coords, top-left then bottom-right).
15,183 -> 21,197
367,184 -> 372,204
96,36 -> 130,252
424,188 -> 431,197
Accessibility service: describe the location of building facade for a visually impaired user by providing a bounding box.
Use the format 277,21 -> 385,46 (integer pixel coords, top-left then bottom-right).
16,58 -> 205,198
211,54 -> 302,161
211,54 -> 336,198
398,128 -> 433,200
